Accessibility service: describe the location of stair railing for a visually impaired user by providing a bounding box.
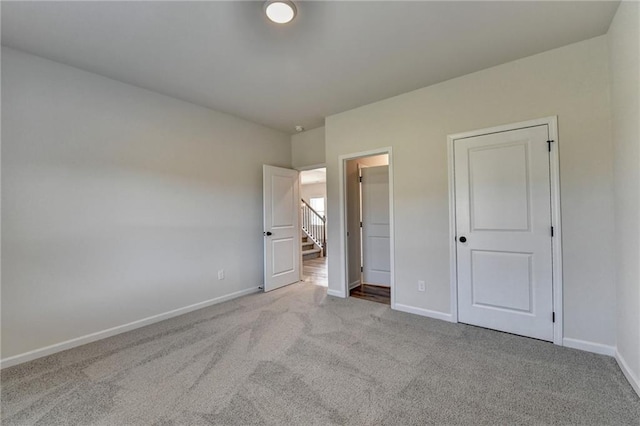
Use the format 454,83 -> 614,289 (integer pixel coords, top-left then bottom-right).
301,199 -> 326,256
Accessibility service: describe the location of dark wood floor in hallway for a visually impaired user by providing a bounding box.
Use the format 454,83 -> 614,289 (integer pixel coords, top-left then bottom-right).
349,284 -> 391,305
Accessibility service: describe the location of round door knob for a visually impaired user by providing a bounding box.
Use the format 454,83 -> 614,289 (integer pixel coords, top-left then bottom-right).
459,236 -> 467,243
265,231 -> 272,236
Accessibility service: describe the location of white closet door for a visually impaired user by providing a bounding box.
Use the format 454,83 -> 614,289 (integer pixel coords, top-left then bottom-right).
455,125 -> 554,341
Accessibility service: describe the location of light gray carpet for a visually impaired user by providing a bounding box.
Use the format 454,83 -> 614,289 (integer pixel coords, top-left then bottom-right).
2,282 -> 639,425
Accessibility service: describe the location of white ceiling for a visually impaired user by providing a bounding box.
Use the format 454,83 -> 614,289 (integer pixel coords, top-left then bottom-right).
1,1 -> 619,134
300,168 -> 326,185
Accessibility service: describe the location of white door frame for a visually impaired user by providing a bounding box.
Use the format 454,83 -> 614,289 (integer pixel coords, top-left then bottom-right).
447,116 -> 563,346
338,147 -> 396,308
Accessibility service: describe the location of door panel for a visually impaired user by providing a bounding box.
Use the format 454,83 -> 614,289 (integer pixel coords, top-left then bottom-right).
361,166 -> 390,287
455,125 -> 553,341
263,165 -> 300,292
469,143 -> 530,231
271,238 -> 295,276
271,175 -> 295,227
471,250 -> 532,313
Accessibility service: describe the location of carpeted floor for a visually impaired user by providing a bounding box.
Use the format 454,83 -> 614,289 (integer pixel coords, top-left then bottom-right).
2,282 -> 639,425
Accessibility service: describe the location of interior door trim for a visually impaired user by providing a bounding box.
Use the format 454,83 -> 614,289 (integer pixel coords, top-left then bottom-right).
447,116 -> 563,346
336,147 -> 395,308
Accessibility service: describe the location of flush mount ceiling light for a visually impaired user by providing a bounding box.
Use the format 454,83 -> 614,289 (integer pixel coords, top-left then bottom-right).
264,1 -> 297,24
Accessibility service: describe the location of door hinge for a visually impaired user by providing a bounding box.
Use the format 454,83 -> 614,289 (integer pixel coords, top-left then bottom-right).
551,226 -> 554,237
361,266 -> 364,272
360,221 -> 363,228
547,140 -> 554,152
552,312 -> 556,323
359,176 -> 363,183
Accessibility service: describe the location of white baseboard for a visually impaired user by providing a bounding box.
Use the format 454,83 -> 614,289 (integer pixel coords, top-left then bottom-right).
394,303 -> 454,323
0,286 -> 261,369
327,288 -> 346,298
562,337 -> 616,357
349,280 -> 361,290
616,350 -> 640,397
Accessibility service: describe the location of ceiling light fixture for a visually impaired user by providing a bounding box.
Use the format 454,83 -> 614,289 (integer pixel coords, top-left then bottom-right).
264,1 -> 297,24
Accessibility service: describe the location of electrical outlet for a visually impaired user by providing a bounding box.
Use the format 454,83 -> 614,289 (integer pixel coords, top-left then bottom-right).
418,280 -> 426,292
218,269 -> 225,280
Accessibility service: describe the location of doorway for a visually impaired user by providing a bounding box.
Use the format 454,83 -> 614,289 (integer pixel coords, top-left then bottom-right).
448,117 -> 563,344
342,151 -> 393,305
300,167 -> 328,287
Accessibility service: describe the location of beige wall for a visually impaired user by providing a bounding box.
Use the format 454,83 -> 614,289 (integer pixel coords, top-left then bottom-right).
326,36 -> 615,347
608,1 -> 640,390
1,48 -> 291,359
292,126 -> 325,169
301,183 -> 326,206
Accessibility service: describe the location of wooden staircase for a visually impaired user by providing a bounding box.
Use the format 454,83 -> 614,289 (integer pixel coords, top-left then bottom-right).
302,235 -> 322,260
301,198 -> 326,261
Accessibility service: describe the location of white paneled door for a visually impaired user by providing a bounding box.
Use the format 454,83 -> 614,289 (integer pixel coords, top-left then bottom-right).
361,165 -> 391,286
263,165 -> 300,292
454,125 -> 554,341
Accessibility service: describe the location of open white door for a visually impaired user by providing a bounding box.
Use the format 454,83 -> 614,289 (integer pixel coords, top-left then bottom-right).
454,125 -> 554,341
361,165 -> 390,286
263,165 -> 301,292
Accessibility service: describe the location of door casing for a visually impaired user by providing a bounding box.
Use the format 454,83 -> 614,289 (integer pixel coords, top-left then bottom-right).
336,147 -> 395,307
447,117 -> 563,345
